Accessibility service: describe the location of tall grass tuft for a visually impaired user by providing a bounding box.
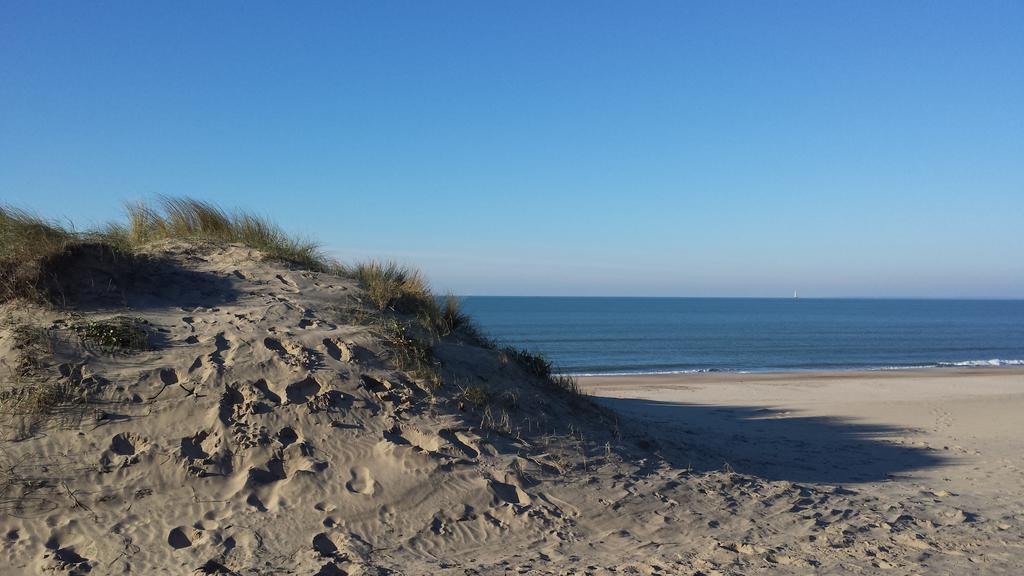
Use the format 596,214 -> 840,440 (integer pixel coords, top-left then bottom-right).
439,294 -> 469,334
0,207 -> 74,301
500,346 -> 583,396
103,197 -> 332,271
502,347 -> 554,379
354,261 -> 435,313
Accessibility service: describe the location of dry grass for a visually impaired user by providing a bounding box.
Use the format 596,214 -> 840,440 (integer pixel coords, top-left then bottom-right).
3,197 -> 338,304
0,379 -> 79,417
456,384 -> 492,409
454,382 -> 519,435
502,347 -> 554,379
0,323 -> 81,419
435,294 -> 493,346
501,347 -> 583,396
103,197 -> 333,272
377,317 -> 443,389
0,208 -> 75,302
439,294 -> 468,334
0,208 -> 71,263
354,261 -> 434,313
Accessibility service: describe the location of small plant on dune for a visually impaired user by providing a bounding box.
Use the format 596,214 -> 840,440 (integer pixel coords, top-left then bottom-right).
550,374 -> 582,395
454,382 -> 519,435
456,384 -> 491,410
7,323 -> 54,375
377,317 -> 442,389
354,261 -> 435,313
500,346 -> 584,397
103,196 -> 333,272
422,294 -> 494,346
501,347 -> 553,379
73,316 -> 150,353
438,294 -> 468,334
0,378 -> 79,417
479,405 -> 513,435
0,322 -> 81,419
456,383 -> 518,411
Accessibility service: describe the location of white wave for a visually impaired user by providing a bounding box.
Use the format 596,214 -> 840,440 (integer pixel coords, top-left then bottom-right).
936,359 -> 1024,367
565,368 -> 729,377
568,360 -> 1024,377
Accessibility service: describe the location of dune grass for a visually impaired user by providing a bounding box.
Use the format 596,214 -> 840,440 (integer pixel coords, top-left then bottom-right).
354,261 -> 434,312
438,293 -> 479,337
103,197 -> 333,272
0,322 -> 80,418
1,197 -> 342,304
502,347 -> 582,396
0,207 -> 76,302
376,317 -> 443,389
0,207 -> 71,262
352,265 -> 496,350
0,379 -> 79,417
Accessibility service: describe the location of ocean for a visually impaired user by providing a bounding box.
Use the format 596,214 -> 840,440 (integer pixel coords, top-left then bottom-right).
458,297 -> 1024,375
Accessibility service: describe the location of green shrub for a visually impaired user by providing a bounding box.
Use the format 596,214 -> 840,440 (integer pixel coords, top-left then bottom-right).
73,316 -> 150,353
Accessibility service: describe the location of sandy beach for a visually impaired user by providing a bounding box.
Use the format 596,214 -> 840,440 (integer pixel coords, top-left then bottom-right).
583,369 -> 1024,480
584,368 -> 1024,557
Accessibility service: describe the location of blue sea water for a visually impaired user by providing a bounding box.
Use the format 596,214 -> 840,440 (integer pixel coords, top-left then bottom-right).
458,297 -> 1024,375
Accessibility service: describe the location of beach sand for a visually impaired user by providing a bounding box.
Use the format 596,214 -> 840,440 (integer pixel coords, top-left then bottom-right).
583,368 -> 1024,486
584,368 -> 1024,569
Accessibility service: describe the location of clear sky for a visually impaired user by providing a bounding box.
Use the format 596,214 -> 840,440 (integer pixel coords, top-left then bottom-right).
2,2 -> 1022,298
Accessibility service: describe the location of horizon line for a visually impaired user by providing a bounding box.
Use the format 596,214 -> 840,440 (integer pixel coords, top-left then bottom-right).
452,295 -> 1024,301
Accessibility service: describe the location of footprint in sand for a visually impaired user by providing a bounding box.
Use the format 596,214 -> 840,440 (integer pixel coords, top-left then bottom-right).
489,478 -> 531,506
277,426 -> 299,448
312,532 -> 347,557
275,273 -> 299,291
346,466 -> 376,495
159,368 -> 179,385
168,527 -> 193,549
322,338 -> 352,362
286,375 -> 322,404
110,432 -> 146,456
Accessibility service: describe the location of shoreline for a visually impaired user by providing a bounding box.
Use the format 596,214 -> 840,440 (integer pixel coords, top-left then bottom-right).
576,364 -> 1024,384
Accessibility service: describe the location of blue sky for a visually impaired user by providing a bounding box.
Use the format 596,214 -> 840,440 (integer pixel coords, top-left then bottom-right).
2,2 -> 1022,297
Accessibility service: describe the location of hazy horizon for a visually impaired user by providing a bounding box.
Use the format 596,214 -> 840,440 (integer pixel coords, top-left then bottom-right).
3,3 -> 1022,298
455,295 -> 1024,301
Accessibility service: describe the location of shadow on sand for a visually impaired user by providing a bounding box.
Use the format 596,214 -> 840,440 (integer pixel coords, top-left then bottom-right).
46,244 -> 240,311
597,397 -> 948,485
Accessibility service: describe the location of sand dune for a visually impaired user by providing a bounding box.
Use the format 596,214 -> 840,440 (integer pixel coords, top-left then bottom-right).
2,243 -> 1022,575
